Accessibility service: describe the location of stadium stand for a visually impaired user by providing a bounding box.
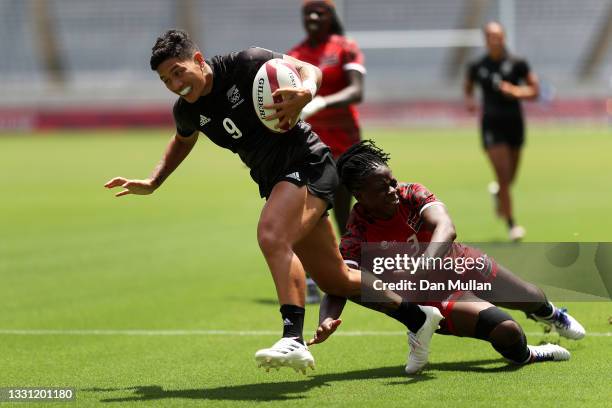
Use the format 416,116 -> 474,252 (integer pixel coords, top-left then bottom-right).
0,0 -> 609,129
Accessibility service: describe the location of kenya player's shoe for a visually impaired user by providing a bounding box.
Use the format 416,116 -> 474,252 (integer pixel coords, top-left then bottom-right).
530,305 -> 586,340
405,306 -> 444,375
528,344 -> 571,363
255,337 -> 315,374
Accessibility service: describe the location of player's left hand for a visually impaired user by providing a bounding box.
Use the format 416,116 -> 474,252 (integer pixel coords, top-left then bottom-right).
264,87 -> 312,129
307,318 -> 342,346
104,177 -> 157,197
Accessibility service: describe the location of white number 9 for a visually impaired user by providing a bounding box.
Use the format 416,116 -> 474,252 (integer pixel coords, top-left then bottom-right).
223,118 -> 242,139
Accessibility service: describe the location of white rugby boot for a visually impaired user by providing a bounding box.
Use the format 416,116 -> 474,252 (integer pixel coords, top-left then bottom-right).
255,337 -> 315,374
527,343 -> 571,363
509,225 -> 526,242
405,306 -> 444,374
530,305 -> 585,340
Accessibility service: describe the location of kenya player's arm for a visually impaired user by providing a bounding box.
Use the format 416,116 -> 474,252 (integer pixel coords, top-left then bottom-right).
307,294 -> 345,346
421,203 -> 457,260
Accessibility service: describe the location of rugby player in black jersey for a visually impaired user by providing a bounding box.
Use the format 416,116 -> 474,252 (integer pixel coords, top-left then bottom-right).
104,29 -> 442,374
465,22 -> 540,241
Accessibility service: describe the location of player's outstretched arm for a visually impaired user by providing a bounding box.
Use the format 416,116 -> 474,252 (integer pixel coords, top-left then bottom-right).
307,294 -> 345,346
104,131 -> 198,197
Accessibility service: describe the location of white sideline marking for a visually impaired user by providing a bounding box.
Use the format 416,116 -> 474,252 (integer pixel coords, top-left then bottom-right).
0,329 -> 610,337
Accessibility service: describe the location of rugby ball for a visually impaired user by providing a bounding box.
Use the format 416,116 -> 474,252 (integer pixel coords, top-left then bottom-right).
252,59 -> 302,133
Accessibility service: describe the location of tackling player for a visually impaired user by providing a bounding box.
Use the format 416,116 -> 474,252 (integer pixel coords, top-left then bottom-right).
288,0 -> 366,303
464,22 -> 540,241
308,141 -> 585,374
104,30 -> 441,374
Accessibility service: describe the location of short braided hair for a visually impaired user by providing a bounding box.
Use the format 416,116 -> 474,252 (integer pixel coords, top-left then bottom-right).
336,140 -> 391,193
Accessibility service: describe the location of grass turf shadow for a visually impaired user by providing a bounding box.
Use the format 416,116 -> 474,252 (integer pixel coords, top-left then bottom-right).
85,359 -> 516,403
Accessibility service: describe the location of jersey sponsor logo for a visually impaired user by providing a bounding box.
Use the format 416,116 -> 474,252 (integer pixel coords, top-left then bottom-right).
285,171 -> 301,182
199,114 -> 211,126
227,85 -> 244,108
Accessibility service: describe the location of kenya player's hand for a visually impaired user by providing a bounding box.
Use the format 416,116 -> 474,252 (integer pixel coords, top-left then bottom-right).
264,86 -> 313,130
104,177 -> 157,197
307,318 -> 342,346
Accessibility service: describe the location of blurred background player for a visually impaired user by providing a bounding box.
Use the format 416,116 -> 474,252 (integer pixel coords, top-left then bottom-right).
464,22 -> 540,242
288,0 -> 366,303
307,141 -> 584,373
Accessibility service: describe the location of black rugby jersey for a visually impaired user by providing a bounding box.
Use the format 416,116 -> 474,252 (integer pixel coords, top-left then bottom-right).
173,47 -> 327,188
467,54 -> 531,118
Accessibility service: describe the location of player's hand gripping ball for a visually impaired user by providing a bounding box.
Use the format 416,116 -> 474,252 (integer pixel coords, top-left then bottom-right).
252,59 -> 303,133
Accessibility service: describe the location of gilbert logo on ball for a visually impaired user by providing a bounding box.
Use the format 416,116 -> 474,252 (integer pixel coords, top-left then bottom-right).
252,59 -> 302,133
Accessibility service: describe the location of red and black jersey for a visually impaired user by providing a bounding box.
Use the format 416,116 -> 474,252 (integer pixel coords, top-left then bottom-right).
288,34 -> 365,130
340,183 -> 440,267
340,182 -> 488,271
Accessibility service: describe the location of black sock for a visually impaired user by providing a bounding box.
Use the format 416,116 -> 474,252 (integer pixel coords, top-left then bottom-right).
507,217 -> 515,229
532,301 -> 554,318
280,304 -> 305,344
386,302 -> 426,333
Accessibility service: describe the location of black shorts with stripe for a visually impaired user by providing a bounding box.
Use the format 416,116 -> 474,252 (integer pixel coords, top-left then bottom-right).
480,114 -> 525,149
242,127 -> 338,210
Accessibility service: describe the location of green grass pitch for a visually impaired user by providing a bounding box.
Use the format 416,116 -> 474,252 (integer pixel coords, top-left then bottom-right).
0,125 -> 611,407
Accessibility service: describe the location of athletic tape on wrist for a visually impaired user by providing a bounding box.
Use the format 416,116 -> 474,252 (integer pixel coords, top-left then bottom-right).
302,79 -> 317,98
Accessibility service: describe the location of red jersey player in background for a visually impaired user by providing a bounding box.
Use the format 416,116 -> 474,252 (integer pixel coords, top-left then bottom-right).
288,0 -> 366,303
306,141 -> 584,374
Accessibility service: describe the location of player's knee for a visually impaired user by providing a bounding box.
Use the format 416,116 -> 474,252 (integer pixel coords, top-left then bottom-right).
474,307 -> 517,343
475,307 -> 529,362
490,320 -> 524,348
257,223 -> 289,256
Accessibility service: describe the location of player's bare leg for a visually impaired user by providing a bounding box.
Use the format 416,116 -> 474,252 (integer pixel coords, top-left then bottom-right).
486,144 -> 525,241
305,184 -> 352,304
255,182 -> 326,373
257,182 -> 323,306
508,147 -> 522,184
